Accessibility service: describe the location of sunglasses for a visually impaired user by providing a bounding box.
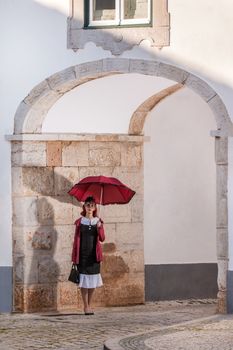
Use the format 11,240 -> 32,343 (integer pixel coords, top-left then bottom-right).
85,203 -> 96,208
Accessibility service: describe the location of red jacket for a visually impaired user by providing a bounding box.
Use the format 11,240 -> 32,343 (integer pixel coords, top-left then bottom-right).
72,217 -> 105,264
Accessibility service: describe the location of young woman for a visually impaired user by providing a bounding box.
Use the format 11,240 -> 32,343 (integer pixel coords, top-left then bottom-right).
71,196 -> 105,315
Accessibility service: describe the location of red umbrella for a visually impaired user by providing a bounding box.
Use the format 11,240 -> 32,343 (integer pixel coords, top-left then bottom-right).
68,175 -> 135,205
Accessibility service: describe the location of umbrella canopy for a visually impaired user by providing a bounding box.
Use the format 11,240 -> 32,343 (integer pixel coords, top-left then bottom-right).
68,175 -> 135,205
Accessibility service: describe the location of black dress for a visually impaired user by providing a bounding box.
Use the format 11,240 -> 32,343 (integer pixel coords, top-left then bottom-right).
78,223 -> 100,275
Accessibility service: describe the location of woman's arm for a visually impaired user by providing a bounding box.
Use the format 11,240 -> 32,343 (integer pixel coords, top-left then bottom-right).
71,227 -> 77,263
97,219 -> 105,242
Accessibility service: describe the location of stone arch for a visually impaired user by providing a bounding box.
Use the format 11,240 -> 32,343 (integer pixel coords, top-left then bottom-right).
12,58 -> 233,313
128,83 -> 183,135
14,58 -> 232,135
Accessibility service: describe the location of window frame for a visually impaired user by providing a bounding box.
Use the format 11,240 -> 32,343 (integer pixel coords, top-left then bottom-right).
68,0 -> 170,55
88,0 -> 152,27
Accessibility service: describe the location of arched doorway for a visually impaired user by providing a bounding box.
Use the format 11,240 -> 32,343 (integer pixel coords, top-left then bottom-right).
9,58 -> 231,313
143,86 -> 217,301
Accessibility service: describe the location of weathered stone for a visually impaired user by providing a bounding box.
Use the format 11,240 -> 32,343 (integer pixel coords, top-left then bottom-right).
157,63 -> 189,83
22,166 -> 54,195
12,166 -> 54,196
47,142 -> 62,166
53,225 -> 74,255
153,0 -> 170,26
62,142 -> 89,166
121,250 -> 144,273
23,80 -> 51,106
14,254 -> 39,285
115,222 -> 143,249
32,89 -> 62,113
47,67 -> 77,93
128,110 -> 145,135
101,204 -> 131,224
75,60 -> 103,80
184,74 -> 216,102
215,137 -> 228,165
79,166 -> 114,179
14,102 -> 32,134
54,166 -> 79,196
56,260 -> 73,282
23,107 -> 48,133
217,259 -> 228,291
37,196 -> 73,225
103,242 -> 117,254
14,285 -> 24,312
14,255 -> 24,283
13,227 -> 25,254
216,165 -> 228,228
216,229 -> 228,259
89,149 -> 121,167
129,59 -> 159,75
13,196 -> 38,227
208,95 -> 231,130
103,58 -> 130,73
90,285 -> 105,306
113,166 -> 143,195
89,142 -> 121,167
217,290 -> 227,314
28,229 -> 53,250
102,254 -> 129,280
24,90 -> 62,133
24,256 -> 39,284
217,197 -> 228,229
121,143 -> 142,167
131,194 -> 143,223
69,0 -> 84,29
12,142 -> 46,167
103,273 -> 144,306
57,282 -> 80,309
24,284 -> 57,312
102,223 -> 116,243
94,134 -> 119,142
38,256 -> 60,283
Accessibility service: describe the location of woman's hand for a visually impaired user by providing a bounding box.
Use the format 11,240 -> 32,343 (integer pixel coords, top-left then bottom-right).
97,220 -> 102,228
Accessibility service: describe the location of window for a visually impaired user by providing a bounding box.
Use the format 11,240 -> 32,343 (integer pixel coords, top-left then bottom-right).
88,0 -> 151,26
68,0 -> 170,55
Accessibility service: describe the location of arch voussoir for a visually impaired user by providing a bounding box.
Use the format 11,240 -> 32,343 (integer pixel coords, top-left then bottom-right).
14,58 -> 233,136
129,83 -> 183,135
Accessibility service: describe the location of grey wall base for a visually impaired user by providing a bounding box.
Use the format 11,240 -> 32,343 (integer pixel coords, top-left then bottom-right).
0,267 -> 12,313
227,270 -> 233,313
145,263 -> 218,301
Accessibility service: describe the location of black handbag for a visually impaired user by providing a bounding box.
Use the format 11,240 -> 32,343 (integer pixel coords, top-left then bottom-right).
68,264 -> 80,284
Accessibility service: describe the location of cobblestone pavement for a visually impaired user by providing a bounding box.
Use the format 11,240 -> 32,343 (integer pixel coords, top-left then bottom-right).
0,299 -> 223,350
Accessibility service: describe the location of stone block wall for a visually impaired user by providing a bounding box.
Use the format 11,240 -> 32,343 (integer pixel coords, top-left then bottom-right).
12,138 -> 144,312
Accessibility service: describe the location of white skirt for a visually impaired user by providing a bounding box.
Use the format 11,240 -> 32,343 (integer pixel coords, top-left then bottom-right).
79,273 -> 103,289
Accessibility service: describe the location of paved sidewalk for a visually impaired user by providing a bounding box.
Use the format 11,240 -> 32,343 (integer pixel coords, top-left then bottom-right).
0,299 -> 231,350
105,314 -> 233,350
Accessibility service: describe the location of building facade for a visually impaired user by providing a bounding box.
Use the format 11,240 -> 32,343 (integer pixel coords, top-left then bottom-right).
1,0 -> 233,313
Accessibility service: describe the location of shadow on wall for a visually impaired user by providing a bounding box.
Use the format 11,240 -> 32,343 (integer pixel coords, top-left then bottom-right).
26,198 -> 60,312
13,158 -> 83,312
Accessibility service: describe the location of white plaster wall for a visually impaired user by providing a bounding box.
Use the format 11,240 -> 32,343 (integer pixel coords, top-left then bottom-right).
42,74 -> 174,133
1,0 -> 233,267
144,87 -> 217,264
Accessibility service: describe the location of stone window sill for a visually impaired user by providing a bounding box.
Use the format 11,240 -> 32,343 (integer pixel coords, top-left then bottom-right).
67,0 -> 170,55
